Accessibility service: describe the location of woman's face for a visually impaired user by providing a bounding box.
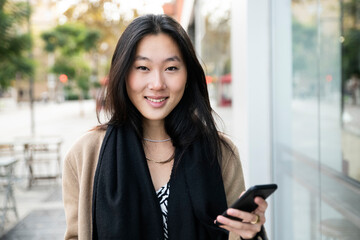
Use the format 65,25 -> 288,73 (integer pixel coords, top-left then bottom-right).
126,33 -> 187,124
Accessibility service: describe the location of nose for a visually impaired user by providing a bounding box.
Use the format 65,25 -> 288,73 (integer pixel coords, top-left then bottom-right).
148,70 -> 166,90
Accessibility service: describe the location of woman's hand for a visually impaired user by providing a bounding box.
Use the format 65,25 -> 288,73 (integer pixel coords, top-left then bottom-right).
215,197 -> 268,239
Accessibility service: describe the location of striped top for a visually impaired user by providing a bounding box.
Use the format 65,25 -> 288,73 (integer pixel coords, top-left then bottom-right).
156,183 -> 170,240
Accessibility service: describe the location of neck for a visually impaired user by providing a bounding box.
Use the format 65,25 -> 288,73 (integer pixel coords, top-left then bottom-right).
143,119 -> 169,140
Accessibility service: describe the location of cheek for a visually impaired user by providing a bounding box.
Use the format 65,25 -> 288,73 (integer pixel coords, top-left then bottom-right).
168,80 -> 186,99
125,83 -> 139,108
178,78 -> 187,97
125,81 -> 132,99
126,74 -> 142,96
171,73 -> 187,94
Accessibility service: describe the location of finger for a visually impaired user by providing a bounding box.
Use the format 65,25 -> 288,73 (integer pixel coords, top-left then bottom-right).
249,213 -> 261,225
218,219 -> 261,240
216,214 -> 261,232
253,210 -> 266,225
254,197 -> 268,212
216,215 -> 244,229
226,208 -> 261,224
219,224 -> 258,239
259,213 -> 266,225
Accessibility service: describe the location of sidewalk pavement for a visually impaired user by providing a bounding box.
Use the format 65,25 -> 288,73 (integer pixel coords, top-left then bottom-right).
0,183 -> 65,240
0,97 -> 233,239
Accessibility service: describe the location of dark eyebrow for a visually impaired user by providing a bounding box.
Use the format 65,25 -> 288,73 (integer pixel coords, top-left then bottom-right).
134,55 -> 182,62
134,55 -> 150,61
165,56 -> 182,62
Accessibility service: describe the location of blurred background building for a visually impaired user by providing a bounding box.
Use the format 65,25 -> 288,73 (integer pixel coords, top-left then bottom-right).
168,0 -> 360,239
229,0 -> 360,239
0,0 -> 359,239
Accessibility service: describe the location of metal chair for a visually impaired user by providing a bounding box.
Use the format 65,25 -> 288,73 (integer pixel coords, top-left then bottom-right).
0,143 -> 19,232
20,137 -> 62,189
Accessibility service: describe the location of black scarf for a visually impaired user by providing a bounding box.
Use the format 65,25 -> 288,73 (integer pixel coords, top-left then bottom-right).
92,125 -> 228,240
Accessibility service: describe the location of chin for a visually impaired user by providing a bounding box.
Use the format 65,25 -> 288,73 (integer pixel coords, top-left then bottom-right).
143,113 -> 170,122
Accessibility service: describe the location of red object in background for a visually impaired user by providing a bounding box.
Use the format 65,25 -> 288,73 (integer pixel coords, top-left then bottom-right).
100,76 -> 109,86
326,74 -> 333,82
59,74 -> 68,83
220,73 -> 231,83
219,74 -> 232,107
206,75 -> 213,84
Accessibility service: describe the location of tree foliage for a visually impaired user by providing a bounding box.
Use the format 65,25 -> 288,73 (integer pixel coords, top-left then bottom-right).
342,28 -> 360,78
0,0 -> 33,91
341,0 -> 360,80
42,23 -> 100,56
44,0 -> 139,99
62,0 -> 139,60
41,23 -> 100,97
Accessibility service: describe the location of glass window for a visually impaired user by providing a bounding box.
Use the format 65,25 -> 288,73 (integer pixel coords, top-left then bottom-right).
272,0 -> 360,238
196,0 -> 232,109
341,0 -> 360,185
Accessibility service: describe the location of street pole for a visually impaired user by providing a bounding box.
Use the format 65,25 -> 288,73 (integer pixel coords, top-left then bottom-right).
27,0 -> 35,137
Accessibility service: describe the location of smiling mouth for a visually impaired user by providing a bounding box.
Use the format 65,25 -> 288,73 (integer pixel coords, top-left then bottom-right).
145,97 -> 168,103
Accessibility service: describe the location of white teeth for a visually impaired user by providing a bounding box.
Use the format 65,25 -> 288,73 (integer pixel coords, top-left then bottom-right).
146,97 -> 166,103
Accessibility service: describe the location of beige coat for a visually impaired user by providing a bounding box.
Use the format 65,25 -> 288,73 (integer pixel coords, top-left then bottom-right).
62,129 -> 245,240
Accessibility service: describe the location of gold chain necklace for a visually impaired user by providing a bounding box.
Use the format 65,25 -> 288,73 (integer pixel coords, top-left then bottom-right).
146,152 -> 175,164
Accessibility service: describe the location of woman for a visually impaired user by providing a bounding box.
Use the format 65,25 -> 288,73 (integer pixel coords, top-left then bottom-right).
63,14 -> 268,240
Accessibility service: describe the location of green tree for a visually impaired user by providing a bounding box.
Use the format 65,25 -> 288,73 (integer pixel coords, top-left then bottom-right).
342,28 -> 360,79
41,23 -> 100,99
62,0 -> 139,77
0,0 -> 33,91
63,1 -> 137,48
341,0 -> 360,81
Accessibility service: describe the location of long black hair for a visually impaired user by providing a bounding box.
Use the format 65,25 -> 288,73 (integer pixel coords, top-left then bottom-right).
97,14 -> 231,164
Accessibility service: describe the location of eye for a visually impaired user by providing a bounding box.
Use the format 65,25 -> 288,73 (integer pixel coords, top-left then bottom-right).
136,66 -> 149,71
166,66 -> 178,71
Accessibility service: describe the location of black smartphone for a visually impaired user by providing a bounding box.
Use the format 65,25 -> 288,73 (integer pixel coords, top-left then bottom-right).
217,184 -> 278,224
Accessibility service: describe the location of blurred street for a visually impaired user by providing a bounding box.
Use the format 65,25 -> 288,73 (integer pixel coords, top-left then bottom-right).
0,99 -> 99,157
0,98 -> 232,239
1,0 -> 359,238
0,99 -> 98,239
